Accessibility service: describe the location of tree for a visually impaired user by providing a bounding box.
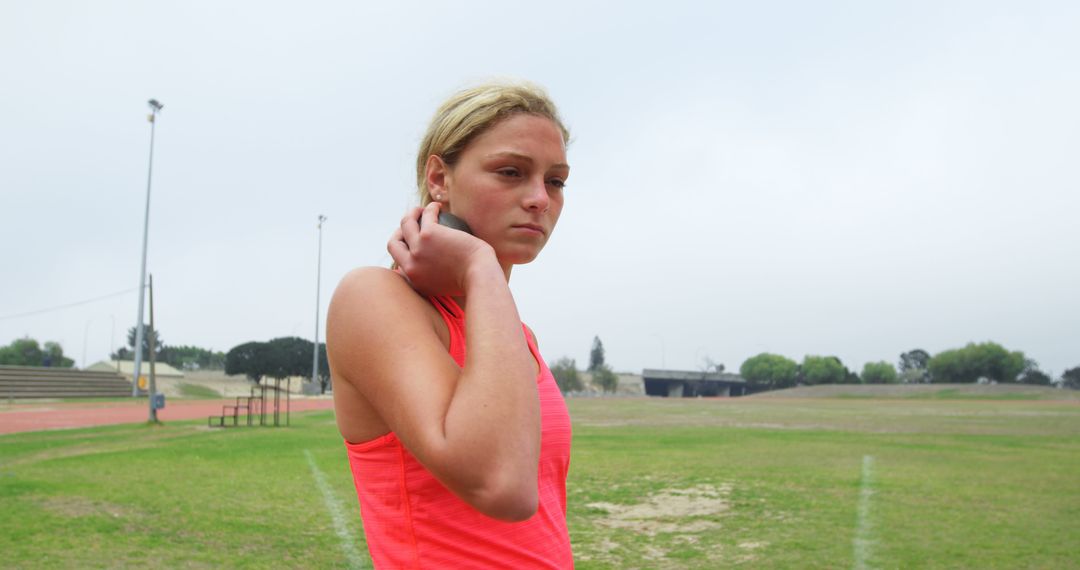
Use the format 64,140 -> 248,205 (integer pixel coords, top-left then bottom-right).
591,364 -> 619,393
862,361 -> 898,384
227,337 -> 319,387
1016,358 -> 1052,386
116,324 -> 164,361
225,341 -> 270,383
739,353 -> 798,390
801,355 -> 847,385
265,337 -> 314,382
0,337 -> 42,366
700,356 -> 725,373
928,342 -> 1025,383
42,342 -> 75,368
0,337 -> 74,368
588,336 -> 605,372
315,342 -> 331,394
160,345 -> 226,371
899,349 -> 930,373
899,349 -> 931,383
1061,367 -> 1080,390
549,357 -> 583,393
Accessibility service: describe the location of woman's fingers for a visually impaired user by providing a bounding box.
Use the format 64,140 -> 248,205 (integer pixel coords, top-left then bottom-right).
387,227 -> 410,266
400,206 -> 423,248
418,201 -> 441,232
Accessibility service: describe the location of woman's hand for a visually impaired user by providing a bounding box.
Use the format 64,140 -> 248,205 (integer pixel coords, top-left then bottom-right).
388,202 -> 496,296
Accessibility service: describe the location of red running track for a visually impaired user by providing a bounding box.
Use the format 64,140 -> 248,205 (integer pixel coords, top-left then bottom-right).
0,398 -> 336,435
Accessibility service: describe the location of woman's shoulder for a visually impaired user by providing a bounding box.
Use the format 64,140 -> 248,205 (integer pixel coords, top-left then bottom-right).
332,265 -> 425,309
328,267 -> 437,337
336,266 -> 405,291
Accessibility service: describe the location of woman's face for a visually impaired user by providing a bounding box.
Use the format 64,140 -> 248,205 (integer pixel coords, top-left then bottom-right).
437,114 -> 569,270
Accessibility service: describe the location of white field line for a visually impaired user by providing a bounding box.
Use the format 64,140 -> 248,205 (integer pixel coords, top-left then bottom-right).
304,449 -> 367,569
853,454 -> 876,570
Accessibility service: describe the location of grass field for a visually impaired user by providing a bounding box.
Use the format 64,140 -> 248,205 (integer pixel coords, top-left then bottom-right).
1,393 -> 1078,568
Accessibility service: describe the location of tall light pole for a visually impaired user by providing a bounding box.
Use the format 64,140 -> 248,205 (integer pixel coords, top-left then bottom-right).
311,215 -> 327,392
131,99 -> 163,396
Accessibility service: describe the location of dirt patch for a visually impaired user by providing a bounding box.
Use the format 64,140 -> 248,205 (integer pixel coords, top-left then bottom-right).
587,483 -> 732,535
38,495 -> 141,520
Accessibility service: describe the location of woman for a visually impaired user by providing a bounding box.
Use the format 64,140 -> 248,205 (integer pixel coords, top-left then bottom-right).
327,81 -> 574,568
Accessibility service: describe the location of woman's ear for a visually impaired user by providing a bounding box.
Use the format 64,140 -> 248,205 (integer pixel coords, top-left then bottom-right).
425,154 -> 450,203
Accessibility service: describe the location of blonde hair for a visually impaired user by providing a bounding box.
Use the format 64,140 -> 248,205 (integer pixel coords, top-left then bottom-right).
415,80 -> 570,205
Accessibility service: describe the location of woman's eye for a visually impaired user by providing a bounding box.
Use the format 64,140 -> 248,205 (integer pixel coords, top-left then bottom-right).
547,178 -> 566,189
497,168 -> 521,178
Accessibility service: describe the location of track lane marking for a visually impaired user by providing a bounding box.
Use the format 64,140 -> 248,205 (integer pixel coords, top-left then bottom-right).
853,454 -> 875,570
304,449 -> 366,569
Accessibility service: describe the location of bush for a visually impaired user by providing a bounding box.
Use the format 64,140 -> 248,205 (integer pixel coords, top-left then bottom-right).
862,361 -> 898,384
549,357 -> 583,393
591,365 -> 619,393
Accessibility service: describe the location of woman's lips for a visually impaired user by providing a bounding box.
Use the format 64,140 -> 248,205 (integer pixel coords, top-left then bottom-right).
512,223 -> 545,236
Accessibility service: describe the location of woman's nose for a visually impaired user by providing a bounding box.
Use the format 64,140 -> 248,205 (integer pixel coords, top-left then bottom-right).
522,177 -> 550,212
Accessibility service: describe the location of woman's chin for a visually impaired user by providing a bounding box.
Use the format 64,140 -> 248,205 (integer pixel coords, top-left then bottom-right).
498,245 -> 543,266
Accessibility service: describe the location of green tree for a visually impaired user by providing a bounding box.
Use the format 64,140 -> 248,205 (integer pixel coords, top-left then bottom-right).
225,341 -> 270,383
739,353 -> 798,390
265,337 -> 314,382
0,337 -> 42,366
591,364 -> 619,393
116,324 -> 164,361
1061,367 -> 1080,390
588,336 -> 605,372
801,355 -> 847,385
899,349 -> 931,383
549,357 -> 583,393
315,342 -> 331,394
862,361 -> 898,384
161,345 -> 226,371
1016,359 -> 1052,386
42,341 -> 75,368
0,337 -> 74,367
928,342 -> 1025,383
899,349 -> 930,372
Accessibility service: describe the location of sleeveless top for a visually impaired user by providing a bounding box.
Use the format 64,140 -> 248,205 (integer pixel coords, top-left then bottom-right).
344,295 -> 574,568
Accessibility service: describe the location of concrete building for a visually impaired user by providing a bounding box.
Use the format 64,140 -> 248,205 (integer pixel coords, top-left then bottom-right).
642,368 -> 749,397
87,360 -> 185,381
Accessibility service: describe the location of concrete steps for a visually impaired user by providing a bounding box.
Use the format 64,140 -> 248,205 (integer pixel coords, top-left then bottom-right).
0,365 -> 132,398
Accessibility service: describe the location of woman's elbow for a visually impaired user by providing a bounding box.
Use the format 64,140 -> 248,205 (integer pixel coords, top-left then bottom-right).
469,481 -> 539,522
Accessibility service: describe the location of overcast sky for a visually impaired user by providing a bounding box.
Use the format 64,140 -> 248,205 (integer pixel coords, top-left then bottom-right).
2,1 -> 1078,377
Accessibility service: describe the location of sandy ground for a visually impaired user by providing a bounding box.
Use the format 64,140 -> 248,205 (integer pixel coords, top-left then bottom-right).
152,370 -> 309,398
0,397 -> 335,435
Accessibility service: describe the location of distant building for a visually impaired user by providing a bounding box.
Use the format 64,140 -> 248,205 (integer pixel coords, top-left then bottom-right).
642,368 -> 749,397
87,360 -> 185,381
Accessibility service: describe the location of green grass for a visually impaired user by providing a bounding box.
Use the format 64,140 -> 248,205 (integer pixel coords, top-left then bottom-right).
175,383 -> 222,399
1,398 -> 1077,568
902,388 -> 1043,400
830,389 -> 1044,400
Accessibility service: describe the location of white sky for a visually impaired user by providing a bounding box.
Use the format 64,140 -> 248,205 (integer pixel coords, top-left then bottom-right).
1,1 -> 1078,377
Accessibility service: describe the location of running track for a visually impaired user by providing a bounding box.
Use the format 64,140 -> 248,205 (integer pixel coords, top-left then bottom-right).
0,398 -> 336,435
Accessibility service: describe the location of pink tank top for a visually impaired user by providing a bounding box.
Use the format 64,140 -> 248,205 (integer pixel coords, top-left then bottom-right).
344,295 -> 574,568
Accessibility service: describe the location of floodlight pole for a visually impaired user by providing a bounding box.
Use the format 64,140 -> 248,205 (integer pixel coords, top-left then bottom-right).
311,215 -> 327,392
131,99 -> 163,396
147,273 -> 159,423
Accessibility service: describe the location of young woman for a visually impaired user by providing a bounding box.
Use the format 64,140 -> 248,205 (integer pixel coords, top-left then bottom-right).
327,82 -> 574,568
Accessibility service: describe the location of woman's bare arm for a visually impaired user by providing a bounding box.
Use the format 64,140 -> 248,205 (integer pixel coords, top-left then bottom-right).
328,207 -> 540,521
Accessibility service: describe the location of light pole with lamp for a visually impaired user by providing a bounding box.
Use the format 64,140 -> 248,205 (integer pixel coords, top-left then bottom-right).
131,98 -> 163,396
311,215 -> 327,392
